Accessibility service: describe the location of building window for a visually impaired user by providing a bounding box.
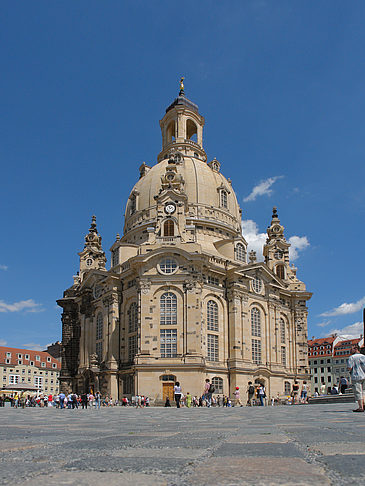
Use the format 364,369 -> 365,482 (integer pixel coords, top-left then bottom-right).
160,329 -> 177,358
123,375 -> 134,394
161,374 -> 176,382
281,347 -> 286,367
128,302 -> 138,332
130,194 -> 136,215
252,277 -> 262,293
47,357 -> 51,362
159,258 -> 178,274
207,300 -> 219,331
35,355 -> 40,361
128,335 -> 138,361
206,275 -> 220,286
17,353 -> 22,359
252,339 -> 261,364
235,243 -> 246,262
280,318 -> 285,344
284,381 -> 291,395
212,377 -> 223,394
160,292 -> 177,326
25,354 -> 29,360
251,307 -> 261,337
52,363 -> 57,369
112,249 -> 119,267
163,219 -> 175,237
207,334 -> 219,361
9,375 -> 20,385
220,190 -> 228,209
30,361 -> 34,366
96,312 -> 104,361
6,352 -> 11,358
276,264 -> 285,279
34,376 -> 43,389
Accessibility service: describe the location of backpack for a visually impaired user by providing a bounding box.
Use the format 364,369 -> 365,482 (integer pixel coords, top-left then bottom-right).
209,383 -> 215,393
248,385 -> 255,395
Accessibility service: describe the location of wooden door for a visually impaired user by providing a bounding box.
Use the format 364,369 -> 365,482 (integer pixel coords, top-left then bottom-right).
162,383 -> 174,402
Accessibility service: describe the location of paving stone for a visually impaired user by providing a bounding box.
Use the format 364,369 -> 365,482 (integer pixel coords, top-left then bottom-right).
317,454 -> 365,478
23,471 -> 168,486
227,434 -> 289,443
213,442 -> 303,457
309,442 -> 365,456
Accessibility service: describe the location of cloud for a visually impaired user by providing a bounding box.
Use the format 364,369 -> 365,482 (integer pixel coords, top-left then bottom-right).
0,339 -> 7,346
0,265 -> 8,271
288,236 -> 310,261
317,320 -> 331,328
22,343 -> 45,351
325,321 -> 364,340
241,220 -> 266,261
242,219 -> 309,262
243,176 -> 283,202
0,299 -> 44,313
321,296 -> 365,317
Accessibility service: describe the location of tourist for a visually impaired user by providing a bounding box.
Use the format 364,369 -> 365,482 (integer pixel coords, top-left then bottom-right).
203,378 -> 212,407
339,376 -> 348,395
291,381 -> 299,404
300,381 -> 308,403
95,391 -> 101,409
233,386 -> 242,407
347,343 -> 365,412
320,383 -> 326,395
258,384 -> 266,406
164,396 -> 171,407
247,382 -> 255,406
186,392 -> 192,408
59,392 -> 65,409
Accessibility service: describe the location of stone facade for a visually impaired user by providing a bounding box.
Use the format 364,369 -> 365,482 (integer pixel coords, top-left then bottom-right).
58,84 -> 312,402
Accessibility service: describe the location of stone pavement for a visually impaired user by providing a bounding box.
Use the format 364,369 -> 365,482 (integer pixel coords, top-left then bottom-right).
1,402 -> 365,486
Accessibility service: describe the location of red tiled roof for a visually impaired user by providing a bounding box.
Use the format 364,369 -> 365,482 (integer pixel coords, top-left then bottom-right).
308,337 -> 336,347
0,346 -> 61,370
333,338 -> 361,357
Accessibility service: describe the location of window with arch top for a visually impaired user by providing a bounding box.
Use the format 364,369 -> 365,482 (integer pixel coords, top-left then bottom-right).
212,377 -> 223,394
160,292 -> 177,326
280,318 -> 286,344
164,219 -> 174,237
220,190 -> 228,209
276,264 -> 285,279
96,312 -> 103,361
235,243 -> 246,262
251,307 -> 261,337
128,302 -> 138,333
207,300 -> 219,331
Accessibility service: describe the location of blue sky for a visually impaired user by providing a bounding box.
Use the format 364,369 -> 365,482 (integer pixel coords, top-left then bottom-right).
1,1 -> 365,350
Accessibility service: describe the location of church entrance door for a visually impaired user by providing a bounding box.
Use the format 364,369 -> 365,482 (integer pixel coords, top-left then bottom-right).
162,383 -> 174,402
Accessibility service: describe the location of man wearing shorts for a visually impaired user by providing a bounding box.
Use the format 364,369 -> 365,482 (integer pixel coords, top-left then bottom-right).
347,344 -> 365,412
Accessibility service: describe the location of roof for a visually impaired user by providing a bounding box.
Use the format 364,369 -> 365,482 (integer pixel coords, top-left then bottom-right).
0,346 -> 61,370
308,336 -> 336,347
165,94 -> 199,114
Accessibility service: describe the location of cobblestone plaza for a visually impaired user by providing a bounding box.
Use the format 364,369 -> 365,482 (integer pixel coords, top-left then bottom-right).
1,403 -> 365,485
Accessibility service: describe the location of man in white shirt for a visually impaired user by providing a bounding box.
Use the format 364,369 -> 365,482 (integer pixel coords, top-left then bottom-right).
347,344 -> 365,412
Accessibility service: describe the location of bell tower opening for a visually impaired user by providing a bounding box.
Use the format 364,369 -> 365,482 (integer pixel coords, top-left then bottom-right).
186,119 -> 197,141
166,120 -> 176,143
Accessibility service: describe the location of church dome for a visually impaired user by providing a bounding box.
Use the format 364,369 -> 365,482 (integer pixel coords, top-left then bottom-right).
123,156 -> 242,236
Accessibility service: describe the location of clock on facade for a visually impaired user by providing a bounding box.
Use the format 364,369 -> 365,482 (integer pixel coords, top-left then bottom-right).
274,250 -> 283,260
164,203 -> 176,214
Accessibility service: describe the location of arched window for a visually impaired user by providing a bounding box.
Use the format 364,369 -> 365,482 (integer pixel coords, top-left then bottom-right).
251,307 -> 261,337
160,292 -> 177,326
128,302 -> 138,333
235,243 -> 246,262
280,318 -> 285,344
276,264 -> 285,279
212,377 -> 223,394
281,346 -> 286,366
167,120 -> 176,142
186,119 -> 197,141
284,381 -> 291,395
164,219 -> 174,237
220,190 -> 228,209
129,195 -> 136,215
96,312 -> 103,360
207,300 -> 218,331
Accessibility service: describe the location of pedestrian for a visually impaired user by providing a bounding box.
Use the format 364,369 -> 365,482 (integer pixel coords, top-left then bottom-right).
320,383 -> 326,395
164,396 -> 171,407
339,376 -> 348,395
203,378 -> 213,407
95,391 -> 101,409
258,384 -> 266,406
59,392 -> 65,409
247,381 -> 255,406
347,343 -> 365,412
300,381 -> 308,403
233,386 -> 242,407
291,381 -> 299,404
186,392 -> 192,408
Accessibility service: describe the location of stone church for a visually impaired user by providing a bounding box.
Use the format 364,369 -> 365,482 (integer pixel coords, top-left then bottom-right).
58,81 -> 311,402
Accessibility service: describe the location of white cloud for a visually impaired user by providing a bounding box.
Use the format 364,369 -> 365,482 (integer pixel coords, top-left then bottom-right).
0,299 -> 44,313
243,176 -> 283,202
242,219 -> 309,262
22,343 -> 45,351
326,321 -> 364,340
321,296 -> 365,317
0,265 -> 8,271
288,236 -> 310,261
0,339 -> 7,346
241,219 -> 266,261
317,320 -> 331,328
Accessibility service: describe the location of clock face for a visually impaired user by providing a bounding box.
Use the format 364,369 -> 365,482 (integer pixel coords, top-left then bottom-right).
165,203 -> 176,214
86,258 -> 93,267
274,250 -> 283,260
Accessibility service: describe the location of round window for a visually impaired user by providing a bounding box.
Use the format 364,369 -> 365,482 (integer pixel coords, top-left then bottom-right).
253,277 -> 262,293
158,258 -> 178,275
86,258 -> 93,267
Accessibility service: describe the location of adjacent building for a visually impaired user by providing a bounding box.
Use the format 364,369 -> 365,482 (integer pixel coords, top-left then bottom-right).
0,346 -> 61,395
58,81 -> 312,402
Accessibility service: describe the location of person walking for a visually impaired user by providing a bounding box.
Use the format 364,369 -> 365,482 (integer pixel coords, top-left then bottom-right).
247,382 -> 255,406
203,378 -> 213,407
233,387 -> 242,407
258,384 -> 266,406
339,376 -> 348,395
174,381 -> 182,408
300,381 -> 308,403
186,392 -> 192,408
347,343 -> 365,412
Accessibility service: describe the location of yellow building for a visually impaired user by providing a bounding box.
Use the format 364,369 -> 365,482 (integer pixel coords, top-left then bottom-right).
0,346 -> 60,395
58,83 -> 311,402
